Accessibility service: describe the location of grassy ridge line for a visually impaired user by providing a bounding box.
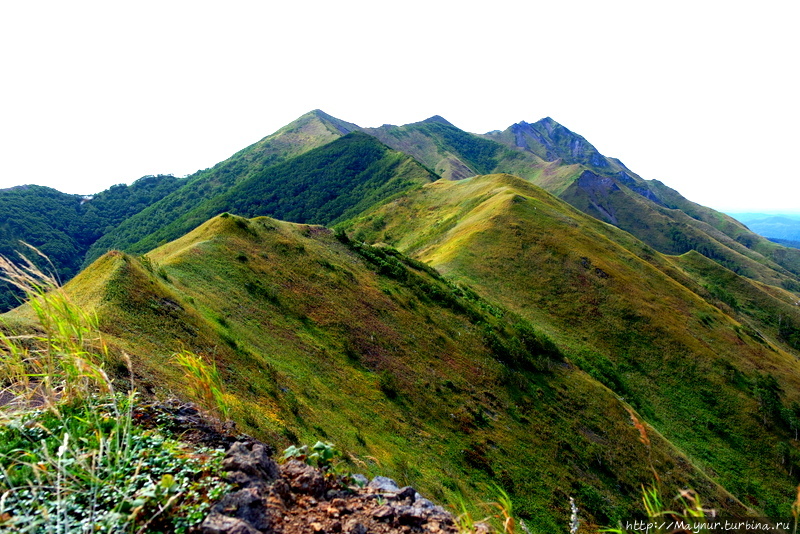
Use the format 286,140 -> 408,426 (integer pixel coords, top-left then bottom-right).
473,116 -> 800,285
3,213 -> 748,529
0,177 -> 185,312
88,133 -> 436,264
648,182 -> 800,278
560,177 -> 800,292
83,111 -> 355,267
343,173 -> 800,516
672,251 -> 800,354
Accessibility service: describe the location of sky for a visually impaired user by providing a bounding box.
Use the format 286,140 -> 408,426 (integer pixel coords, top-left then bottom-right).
1,0 -> 798,214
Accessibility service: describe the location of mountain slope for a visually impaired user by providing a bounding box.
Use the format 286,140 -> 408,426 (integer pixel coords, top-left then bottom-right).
0,175 -> 183,311
360,115 -> 800,290
485,119 -> 800,284
83,110 -> 357,265
66,111 -> 799,301
4,212 -> 750,529
90,132 -> 437,258
343,173 -> 800,515
362,117 -> 531,180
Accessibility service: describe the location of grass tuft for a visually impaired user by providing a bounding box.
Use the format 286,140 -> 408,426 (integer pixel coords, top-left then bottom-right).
173,350 -> 231,420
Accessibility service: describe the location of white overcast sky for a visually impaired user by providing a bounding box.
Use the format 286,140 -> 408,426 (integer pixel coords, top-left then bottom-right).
0,0 -> 797,213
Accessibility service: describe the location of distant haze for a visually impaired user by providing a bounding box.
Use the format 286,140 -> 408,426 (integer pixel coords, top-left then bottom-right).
1,1 -> 797,213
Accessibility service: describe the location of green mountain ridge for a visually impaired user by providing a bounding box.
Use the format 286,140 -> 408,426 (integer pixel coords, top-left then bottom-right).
357,113 -> 800,287
343,173 -> 800,516
0,176 -> 184,310
4,212 -> 754,529
4,110 -> 800,530
4,109 -> 795,314
82,133 -> 436,261
82,110 -> 358,266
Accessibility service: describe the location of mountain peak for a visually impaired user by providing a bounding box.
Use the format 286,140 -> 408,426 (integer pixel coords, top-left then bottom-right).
298,110 -> 358,135
419,115 -> 454,127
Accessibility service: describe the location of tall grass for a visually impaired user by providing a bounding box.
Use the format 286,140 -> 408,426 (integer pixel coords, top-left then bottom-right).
0,246 -> 113,413
173,349 -> 231,419
0,248 -> 230,532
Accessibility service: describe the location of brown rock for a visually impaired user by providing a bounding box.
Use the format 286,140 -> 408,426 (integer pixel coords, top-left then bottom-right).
222,442 -> 280,489
343,519 -> 368,534
282,460 -> 326,497
200,513 -> 261,534
372,505 -> 395,522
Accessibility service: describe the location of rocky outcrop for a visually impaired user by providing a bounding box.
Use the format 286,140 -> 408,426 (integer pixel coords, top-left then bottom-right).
201,442 -> 461,534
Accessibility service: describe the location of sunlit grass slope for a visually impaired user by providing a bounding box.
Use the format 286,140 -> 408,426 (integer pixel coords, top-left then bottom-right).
365,116 -> 800,286
558,174 -> 800,291
343,173 -> 800,516
5,212 -> 750,531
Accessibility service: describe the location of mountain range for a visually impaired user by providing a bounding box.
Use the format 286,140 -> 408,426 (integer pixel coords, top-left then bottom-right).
729,213 -> 800,248
3,110 -> 800,530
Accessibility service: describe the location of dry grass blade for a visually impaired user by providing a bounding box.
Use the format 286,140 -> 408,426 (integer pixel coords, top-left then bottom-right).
0,246 -> 58,296
624,405 -> 650,449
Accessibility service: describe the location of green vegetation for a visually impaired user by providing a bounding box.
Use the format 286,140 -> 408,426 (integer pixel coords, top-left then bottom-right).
0,176 -> 183,312
85,133 -> 436,264
83,110 -> 359,265
344,173 -> 800,519
5,111 -> 800,531
0,396 -> 230,533
3,213 -> 748,530
0,251 -> 230,533
282,441 -> 341,472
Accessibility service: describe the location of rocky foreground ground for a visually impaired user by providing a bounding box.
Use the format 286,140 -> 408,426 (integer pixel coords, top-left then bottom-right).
136,401 -> 469,534
201,440 -> 464,534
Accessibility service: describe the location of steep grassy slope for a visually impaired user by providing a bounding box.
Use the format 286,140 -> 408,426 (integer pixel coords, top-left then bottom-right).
4,213 -> 749,530
0,176 -> 184,311
343,174 -> 800,516
484,119 -> 800,283
84,110 -> 357,265
360,115 -> 800,290
69,111 -> 798,300
558,173 -> 800,290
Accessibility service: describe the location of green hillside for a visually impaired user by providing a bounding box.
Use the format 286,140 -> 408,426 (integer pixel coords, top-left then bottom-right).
83,110 -> 357,265
360,114 -> 800,291
0,175 -> 183,311
90,132 -> 437,257
343,173 -> 800,516
4,213 -> 751,530
59,111 -> 798,300
484,119 -> 800,282
5,111 -> 800,530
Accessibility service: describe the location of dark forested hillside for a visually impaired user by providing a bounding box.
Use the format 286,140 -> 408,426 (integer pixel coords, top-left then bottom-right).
0,175 -> 183,310
82,110 -> 356,265
85,133 -> 437,259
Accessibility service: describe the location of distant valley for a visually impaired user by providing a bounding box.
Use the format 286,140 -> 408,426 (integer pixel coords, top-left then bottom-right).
729,213 -> 800,248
